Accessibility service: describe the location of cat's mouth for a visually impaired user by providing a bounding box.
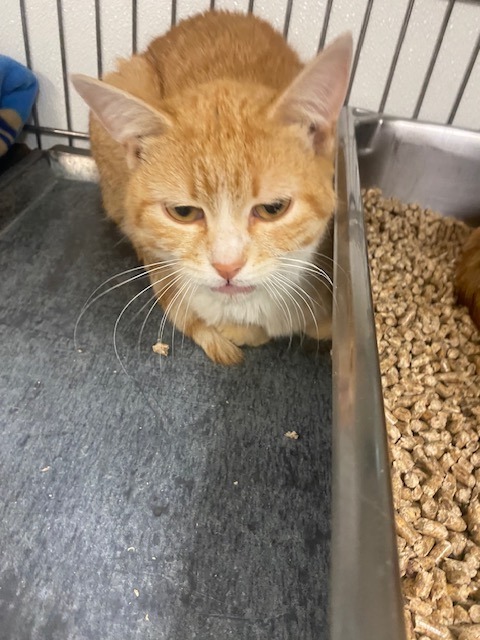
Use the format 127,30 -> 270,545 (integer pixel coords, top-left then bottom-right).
212,283 -> 255,295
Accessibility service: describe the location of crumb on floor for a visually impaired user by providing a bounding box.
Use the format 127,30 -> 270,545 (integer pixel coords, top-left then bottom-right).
152,342 -> 169,356
284,431 -> 299,440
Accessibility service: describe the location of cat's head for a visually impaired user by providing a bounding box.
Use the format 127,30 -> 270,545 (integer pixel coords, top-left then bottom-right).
72,33 -> 352,297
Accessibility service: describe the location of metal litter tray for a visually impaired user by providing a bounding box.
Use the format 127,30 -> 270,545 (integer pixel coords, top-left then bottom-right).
3,108 -> 479,640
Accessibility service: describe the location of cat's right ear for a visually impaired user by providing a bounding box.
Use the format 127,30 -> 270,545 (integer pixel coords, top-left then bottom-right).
71,74 -> 171,168
270,32 -> 353,158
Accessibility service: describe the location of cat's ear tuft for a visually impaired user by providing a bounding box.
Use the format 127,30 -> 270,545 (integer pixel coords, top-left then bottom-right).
270,32 -> 353,156
71,74 -> 171,167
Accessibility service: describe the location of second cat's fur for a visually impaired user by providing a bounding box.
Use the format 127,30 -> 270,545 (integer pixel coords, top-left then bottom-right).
72,11 -> 352,364
456,228 -> 480,330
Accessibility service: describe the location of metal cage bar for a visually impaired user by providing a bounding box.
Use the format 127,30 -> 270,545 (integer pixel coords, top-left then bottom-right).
345,0 -> 374,105
19,0 -> 41,149
94,0 -> 103,78
412,0 -> 455,119
283,0 -> 294,39
23,124 -> 89,140
132,0 -> 138,54
16,0 -> 479,146
447,32 -> 480,125
318,0 -> 334,52
56,0 -> 73,146
378,0 -> 415,114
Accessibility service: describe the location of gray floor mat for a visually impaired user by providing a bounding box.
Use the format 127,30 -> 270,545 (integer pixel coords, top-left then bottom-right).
0,151 -> 332,640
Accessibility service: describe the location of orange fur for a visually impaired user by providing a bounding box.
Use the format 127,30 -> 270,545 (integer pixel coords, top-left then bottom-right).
456,227 -> 480,330
72,11 -> 352,364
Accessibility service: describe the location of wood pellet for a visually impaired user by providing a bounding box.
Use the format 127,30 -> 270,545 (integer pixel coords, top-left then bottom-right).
363,189 -> 480,640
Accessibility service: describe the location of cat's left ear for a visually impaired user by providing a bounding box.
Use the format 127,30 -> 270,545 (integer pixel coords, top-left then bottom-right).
71,74 -> 171,168
270,32 -> 353,157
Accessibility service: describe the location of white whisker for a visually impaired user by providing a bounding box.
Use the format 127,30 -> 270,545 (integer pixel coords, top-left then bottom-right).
137,294 -> 160,355
135,267 -> 186,354
279,257 -> 336,314
131,268 -> 185,329
280,257 -> 333,287
112,281 -> 157,376
264,277 -> 294,349
263,280 -> 290,334
171,280 -> 195,358
270,274 -> 308,336
157,279 -> 190,355
112,271 -> 183,374
274,272 -> 320,342
74,259 -> 180,348
154,271 -> 192,348
309,250 -> 348,279
181,283 -> 199,348
280,261 -> 338,316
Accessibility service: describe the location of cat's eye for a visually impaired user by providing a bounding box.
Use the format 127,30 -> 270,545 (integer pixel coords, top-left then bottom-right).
252,199 -> 291,221
164,205 -> 205,223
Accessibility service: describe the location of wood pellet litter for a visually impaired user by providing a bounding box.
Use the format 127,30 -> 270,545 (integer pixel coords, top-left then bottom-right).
363,188 -> 480,640
152,342 -> 169,356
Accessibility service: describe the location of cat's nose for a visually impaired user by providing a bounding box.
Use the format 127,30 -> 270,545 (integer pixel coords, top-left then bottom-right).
212,260 -> 245,281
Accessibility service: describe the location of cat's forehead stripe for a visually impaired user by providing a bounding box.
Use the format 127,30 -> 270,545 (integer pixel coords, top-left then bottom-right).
189,151 -> 259,209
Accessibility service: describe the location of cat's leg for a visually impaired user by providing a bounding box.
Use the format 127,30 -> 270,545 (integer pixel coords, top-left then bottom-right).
217,323 -> 270,347
144,259 -> 243,364
154,290 -> 243,365
304,318 -> 332,341
167,308 -> 245,365
167,301 -> 245,365
186,319 -> 244,365
301,320 -> 332,356
164,311 -> 245,364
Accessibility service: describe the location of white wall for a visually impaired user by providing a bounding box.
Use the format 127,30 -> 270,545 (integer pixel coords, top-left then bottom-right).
2,0 -> 479,149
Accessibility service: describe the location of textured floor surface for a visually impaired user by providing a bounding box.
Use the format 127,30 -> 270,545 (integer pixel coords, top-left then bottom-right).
0,152 -> 332,640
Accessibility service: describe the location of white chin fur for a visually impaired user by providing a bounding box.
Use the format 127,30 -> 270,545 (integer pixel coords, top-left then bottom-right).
191,286 -> 290,336
188,246 -> 330,337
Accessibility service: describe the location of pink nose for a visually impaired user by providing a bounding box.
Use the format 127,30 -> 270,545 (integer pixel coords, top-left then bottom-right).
212,260 -> 245,281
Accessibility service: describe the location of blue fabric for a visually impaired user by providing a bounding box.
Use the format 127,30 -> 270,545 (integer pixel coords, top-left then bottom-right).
0,54 -> 38,123
0,130 -> 11,147
0,114 -> 17,138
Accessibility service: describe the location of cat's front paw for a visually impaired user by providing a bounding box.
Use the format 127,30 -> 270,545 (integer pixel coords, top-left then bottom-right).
194,325 -> 244,365
218,323 -> 270,347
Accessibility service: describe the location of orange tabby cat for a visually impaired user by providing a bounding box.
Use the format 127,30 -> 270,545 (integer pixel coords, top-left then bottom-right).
456,228 -> 480,329
72,11 -> 352,364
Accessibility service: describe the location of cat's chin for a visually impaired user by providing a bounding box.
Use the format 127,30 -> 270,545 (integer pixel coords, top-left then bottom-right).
211,284 -> 256,296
